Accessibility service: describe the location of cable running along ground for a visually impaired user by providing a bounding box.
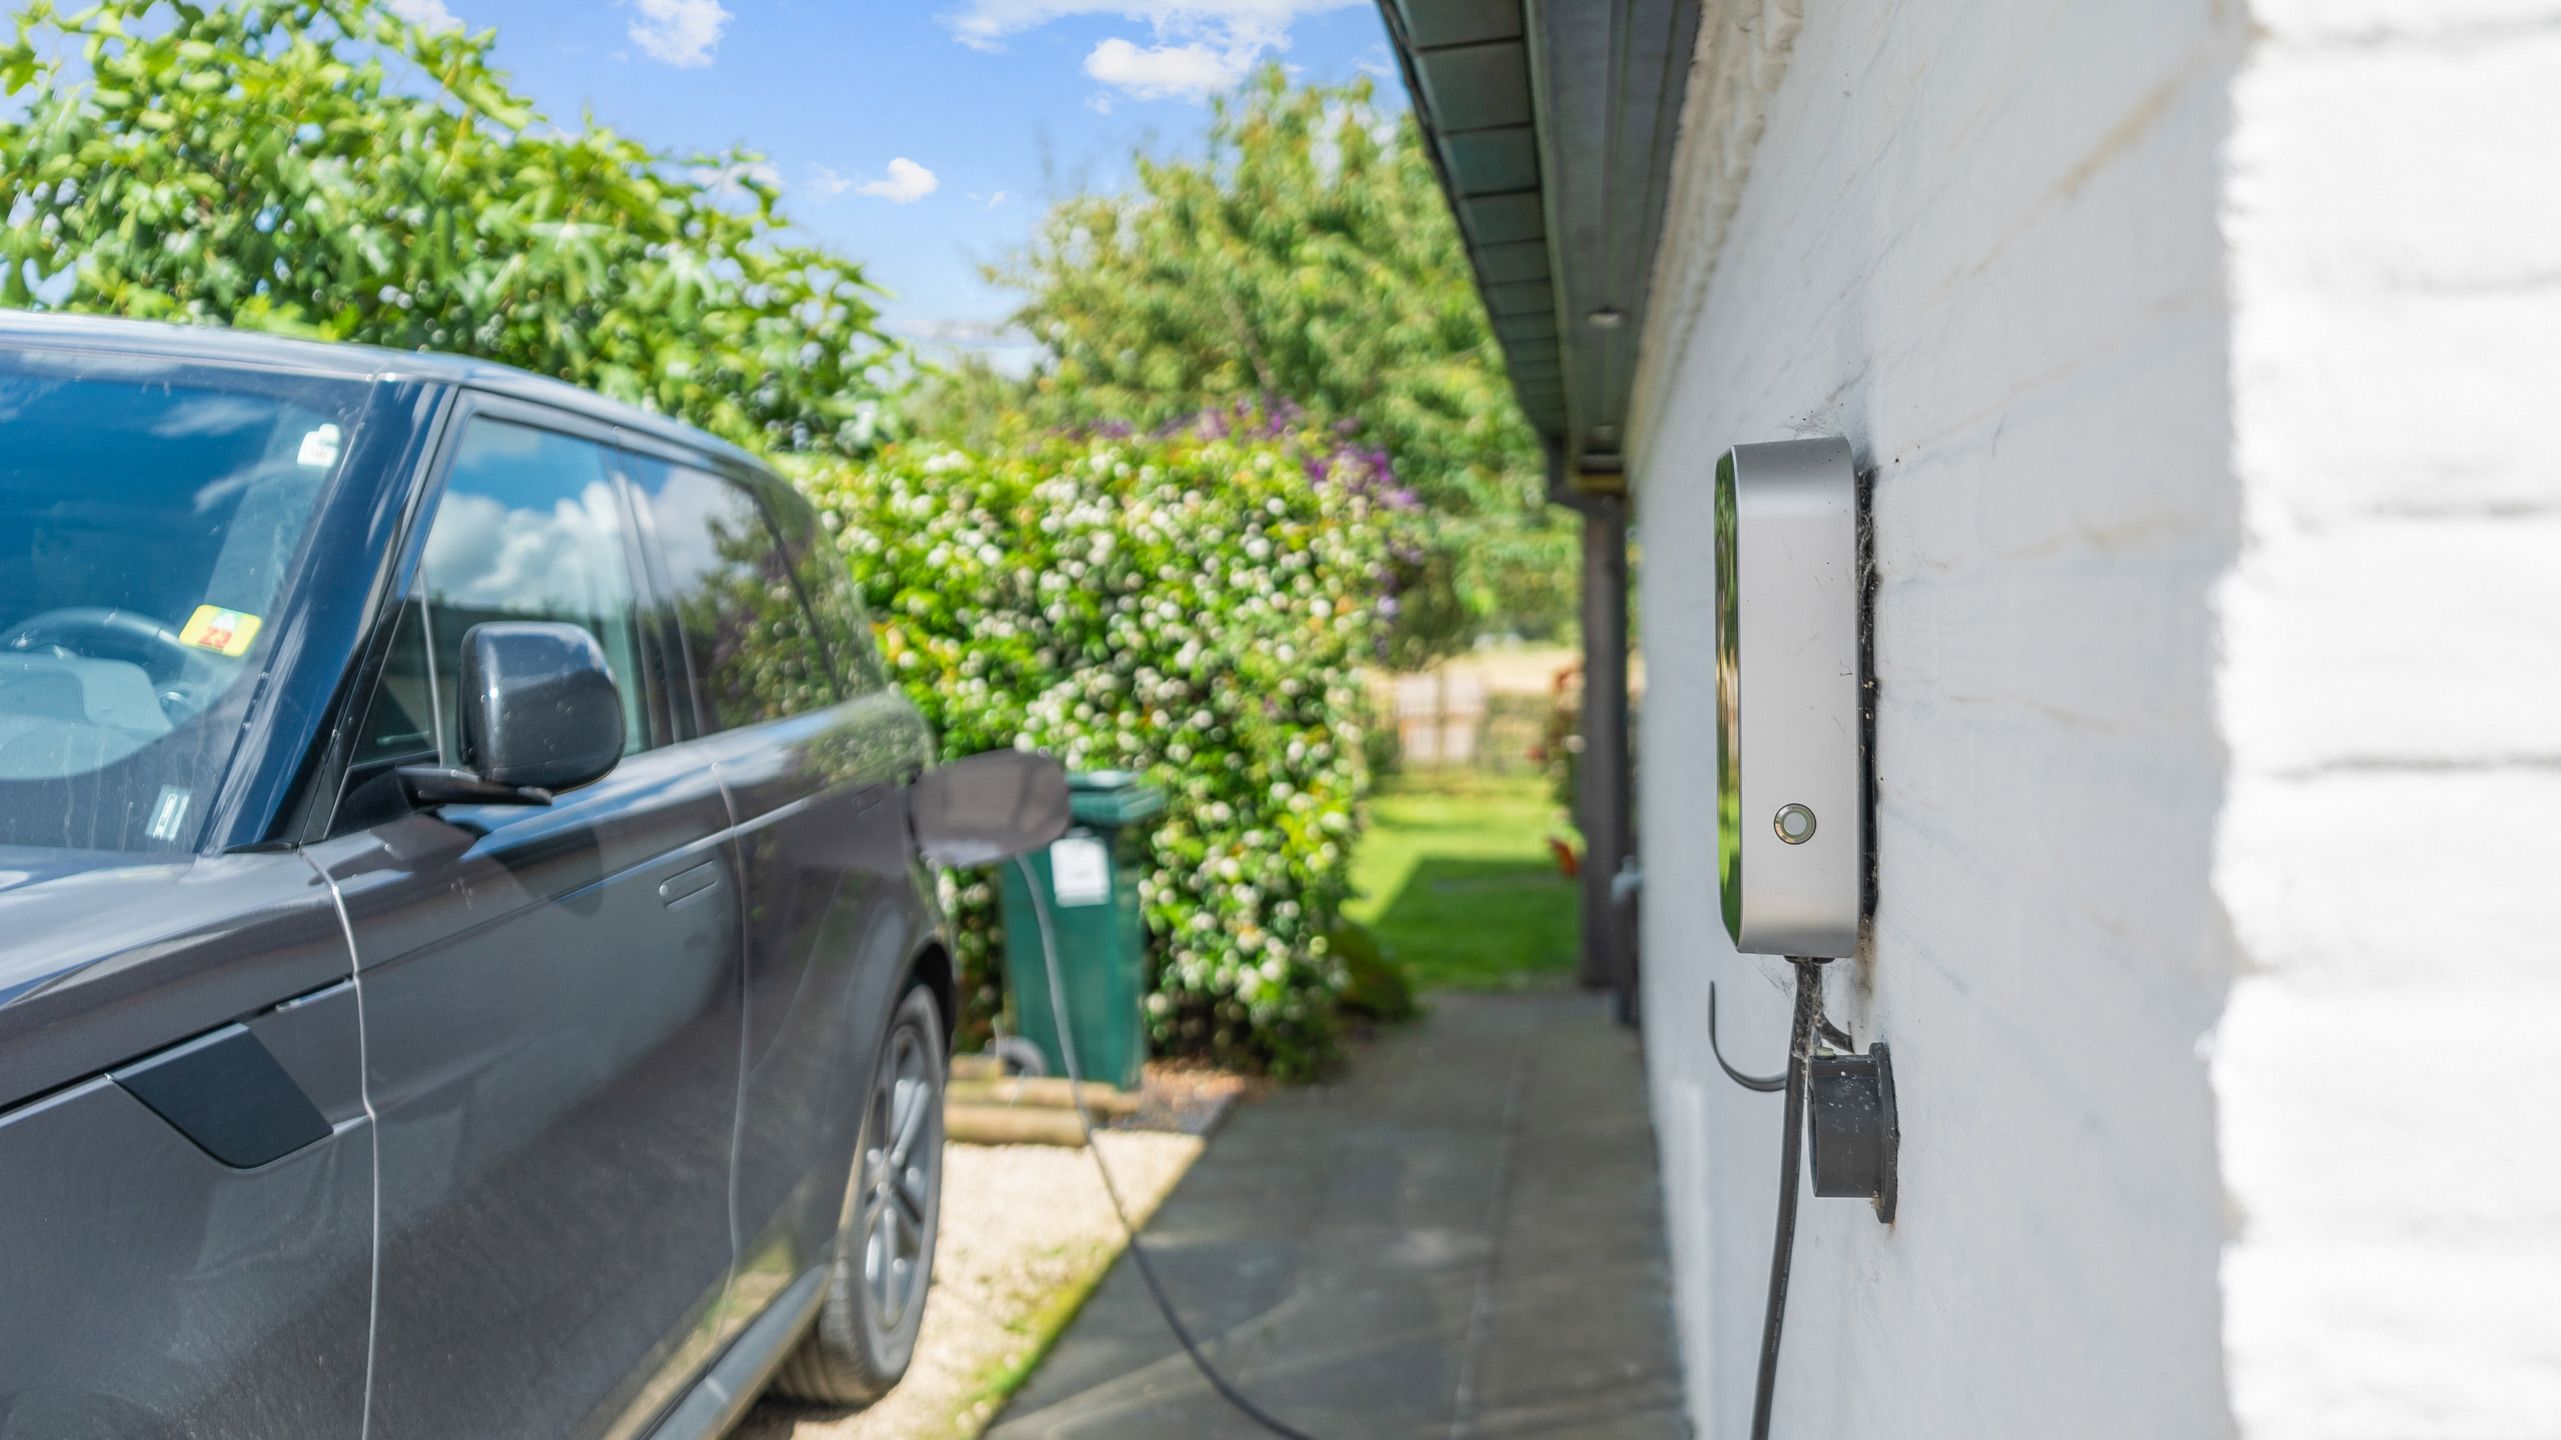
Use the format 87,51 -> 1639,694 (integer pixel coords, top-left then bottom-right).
1010,856 -> 1322,1440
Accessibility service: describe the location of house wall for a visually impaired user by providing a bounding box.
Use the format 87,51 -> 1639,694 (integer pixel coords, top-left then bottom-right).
1628,1 -> 2246,1435
2214,0 -> 2561,1432
1630,0 -> 2561,1432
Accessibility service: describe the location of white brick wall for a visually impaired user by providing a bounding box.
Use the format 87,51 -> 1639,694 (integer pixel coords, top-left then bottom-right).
1631,1 -> 2244,1435
1633,0 -> 2561,1432
2216,1 -> 2561,1433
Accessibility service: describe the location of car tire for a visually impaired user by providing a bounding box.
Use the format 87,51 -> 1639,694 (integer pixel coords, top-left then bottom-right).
771,981 -> 946,1407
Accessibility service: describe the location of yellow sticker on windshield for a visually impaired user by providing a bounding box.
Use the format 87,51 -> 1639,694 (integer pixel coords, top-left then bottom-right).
179,605 -> 263,658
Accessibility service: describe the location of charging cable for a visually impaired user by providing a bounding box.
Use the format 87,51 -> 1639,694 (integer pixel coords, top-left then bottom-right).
1746,957 -> 1827,1440
1008,856 -> 1322,1440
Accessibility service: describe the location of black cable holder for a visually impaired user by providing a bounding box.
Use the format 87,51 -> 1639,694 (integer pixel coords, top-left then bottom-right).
1715,956 -> 1902,1440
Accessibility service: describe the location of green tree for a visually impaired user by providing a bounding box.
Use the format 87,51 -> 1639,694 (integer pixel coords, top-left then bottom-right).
0,0 -> 899,457
936,67 -> 1573,657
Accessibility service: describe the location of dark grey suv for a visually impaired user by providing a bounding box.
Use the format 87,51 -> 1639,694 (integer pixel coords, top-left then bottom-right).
0,315 -> 1063,1440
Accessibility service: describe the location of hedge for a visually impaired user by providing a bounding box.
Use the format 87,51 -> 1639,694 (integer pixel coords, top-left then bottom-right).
798,407 -> 1412,1076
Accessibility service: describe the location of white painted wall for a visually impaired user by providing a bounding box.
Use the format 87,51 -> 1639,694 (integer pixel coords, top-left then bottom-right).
2215,0 -> 2561,1432
1631,0 -> 2561,1432
1630,1 -> 2244,1435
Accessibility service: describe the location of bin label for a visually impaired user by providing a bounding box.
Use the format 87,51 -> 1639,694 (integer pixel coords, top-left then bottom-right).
1050,836 -> 1112,906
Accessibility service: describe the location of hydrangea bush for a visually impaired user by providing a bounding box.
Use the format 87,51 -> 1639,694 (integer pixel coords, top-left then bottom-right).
797,408 -> 1412,1076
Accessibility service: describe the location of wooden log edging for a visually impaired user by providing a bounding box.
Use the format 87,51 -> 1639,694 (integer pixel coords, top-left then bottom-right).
947,1076 -> 1141,1117
943,1102 -> 1090,1148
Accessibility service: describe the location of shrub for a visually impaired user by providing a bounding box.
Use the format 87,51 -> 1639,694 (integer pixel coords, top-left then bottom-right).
1328,919 -> 1419,1024
798,407 -> 1411,1076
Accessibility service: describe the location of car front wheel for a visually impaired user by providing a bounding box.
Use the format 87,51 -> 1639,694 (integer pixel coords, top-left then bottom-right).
771,981 -> 946,1406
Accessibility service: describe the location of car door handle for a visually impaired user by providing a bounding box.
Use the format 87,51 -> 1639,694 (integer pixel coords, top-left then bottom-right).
658,862 -> 720,907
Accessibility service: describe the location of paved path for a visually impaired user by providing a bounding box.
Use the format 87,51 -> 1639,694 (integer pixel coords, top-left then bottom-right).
989,989 -> 1688,1439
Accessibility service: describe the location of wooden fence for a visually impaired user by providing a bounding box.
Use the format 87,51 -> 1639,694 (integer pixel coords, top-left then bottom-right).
1385,668 -> 1557,774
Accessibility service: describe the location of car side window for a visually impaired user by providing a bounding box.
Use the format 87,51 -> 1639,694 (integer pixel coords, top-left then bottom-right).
344,592 -> 438,781
788,507 -> 891,696
621,454 -> 837,732
408,419 -> 653,763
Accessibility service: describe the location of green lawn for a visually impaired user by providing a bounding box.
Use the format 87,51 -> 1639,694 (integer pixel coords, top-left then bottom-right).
1345,770 -> 1581,992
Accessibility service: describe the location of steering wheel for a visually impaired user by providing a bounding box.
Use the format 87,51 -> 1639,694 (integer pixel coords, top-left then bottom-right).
0,608 -> 201,687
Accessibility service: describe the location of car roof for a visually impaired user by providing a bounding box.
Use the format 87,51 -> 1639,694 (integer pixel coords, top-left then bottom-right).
0,311 -> 765,471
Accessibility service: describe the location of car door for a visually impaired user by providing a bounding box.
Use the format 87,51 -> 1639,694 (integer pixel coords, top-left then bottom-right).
300,402 -> 745,1440
618,453 -> 931,1325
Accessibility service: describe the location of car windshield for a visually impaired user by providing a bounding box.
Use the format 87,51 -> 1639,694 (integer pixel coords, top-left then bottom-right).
0,350 -> 368,852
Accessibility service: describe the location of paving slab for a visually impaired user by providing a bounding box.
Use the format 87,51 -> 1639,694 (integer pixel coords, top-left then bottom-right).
989,990 -> 1689,1440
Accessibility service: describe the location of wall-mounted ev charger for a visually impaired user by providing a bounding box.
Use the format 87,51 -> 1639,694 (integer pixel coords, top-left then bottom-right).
1707,434 -> 1898,1440
1716,435 -> 1864,959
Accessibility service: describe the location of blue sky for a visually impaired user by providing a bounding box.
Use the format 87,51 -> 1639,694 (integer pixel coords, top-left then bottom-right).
396,0 -> 1402,367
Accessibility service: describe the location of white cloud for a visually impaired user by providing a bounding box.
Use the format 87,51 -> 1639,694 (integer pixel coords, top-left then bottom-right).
987,190 -> 1009,208
889,316 -> 1024,346
855,158 -> 940,204
810,165 -> 854,197
947,1 -> 1356,104
626,0 -> 731,68
887,316 -> 1044,375
1084,37 -> 1249,100
945,0 -> 1356,51
385,0 -> 461,31
691,159 -> 780,199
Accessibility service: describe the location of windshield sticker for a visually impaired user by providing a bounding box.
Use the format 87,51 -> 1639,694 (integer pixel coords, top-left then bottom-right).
145,787 -> 192,844
297,423 -> 343,468
179,604 -> 264,658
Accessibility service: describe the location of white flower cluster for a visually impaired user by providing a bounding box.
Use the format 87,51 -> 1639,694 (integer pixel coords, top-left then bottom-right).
805,417 -> 1403,1074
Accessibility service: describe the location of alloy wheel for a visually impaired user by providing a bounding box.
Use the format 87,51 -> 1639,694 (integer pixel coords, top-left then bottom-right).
858,1020 -> 939,1332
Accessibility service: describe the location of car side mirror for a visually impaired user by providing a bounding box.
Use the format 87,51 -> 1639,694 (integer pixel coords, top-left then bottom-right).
909,750 -> 1071,869
399,622 -> 625,808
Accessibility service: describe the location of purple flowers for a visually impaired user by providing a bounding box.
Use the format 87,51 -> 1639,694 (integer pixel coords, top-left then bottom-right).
1315,442 -> 1417,513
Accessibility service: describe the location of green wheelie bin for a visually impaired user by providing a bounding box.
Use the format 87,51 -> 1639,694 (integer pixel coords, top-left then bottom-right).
997,770 -> 1166,1091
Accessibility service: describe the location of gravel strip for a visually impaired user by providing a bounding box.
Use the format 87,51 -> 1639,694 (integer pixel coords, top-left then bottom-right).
1108,1063 -> 1253,1137
729,1130 -> 1204,1440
